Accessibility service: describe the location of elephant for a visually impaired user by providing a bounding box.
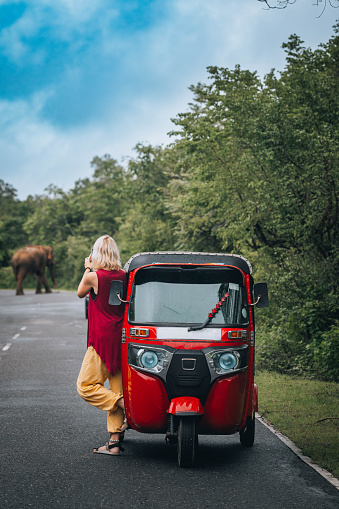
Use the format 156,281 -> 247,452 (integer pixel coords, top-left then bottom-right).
11,245 -> 58,296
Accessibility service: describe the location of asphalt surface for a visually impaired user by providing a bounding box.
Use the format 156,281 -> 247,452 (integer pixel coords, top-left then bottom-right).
0,290 -> 338,509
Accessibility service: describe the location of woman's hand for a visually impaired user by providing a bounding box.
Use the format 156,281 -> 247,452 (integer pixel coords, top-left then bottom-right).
84,255 -> 93,271
77,254 -> 97,298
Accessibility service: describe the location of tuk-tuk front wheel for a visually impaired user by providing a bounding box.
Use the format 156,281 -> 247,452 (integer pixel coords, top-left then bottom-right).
177,417 -> 197,468
239,414 -> 255,447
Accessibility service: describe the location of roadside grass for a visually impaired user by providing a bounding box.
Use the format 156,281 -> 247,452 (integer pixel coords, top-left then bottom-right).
255,370 -> 339,479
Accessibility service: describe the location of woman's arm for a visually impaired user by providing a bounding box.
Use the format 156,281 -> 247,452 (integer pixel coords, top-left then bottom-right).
77,256 -> 98,298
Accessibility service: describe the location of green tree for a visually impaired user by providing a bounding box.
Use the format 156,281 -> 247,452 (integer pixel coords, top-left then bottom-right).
21,156 -> 130,286
75,155 -> 129,238
169,25 -> 339,379
24,185 -> 81,246
0,180 -> 31,266
116,144 -> 177,261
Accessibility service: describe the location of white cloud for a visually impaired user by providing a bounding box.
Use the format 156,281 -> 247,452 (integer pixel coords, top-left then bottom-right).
0,7 -> 42,62
49,0 -> 107,21
0,90 -> 185,199
0,94 -> 101,196
0,0 -> 118,64
0,0 -> 336,200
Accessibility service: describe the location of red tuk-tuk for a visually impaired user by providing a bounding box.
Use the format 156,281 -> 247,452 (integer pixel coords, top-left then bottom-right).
111,252 -> 268,467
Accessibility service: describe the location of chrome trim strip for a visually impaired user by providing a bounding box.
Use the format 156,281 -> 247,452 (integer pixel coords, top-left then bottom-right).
157,327 -> 222,341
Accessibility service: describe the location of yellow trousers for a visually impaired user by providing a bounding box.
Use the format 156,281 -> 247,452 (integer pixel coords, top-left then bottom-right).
77,346 -> 124,434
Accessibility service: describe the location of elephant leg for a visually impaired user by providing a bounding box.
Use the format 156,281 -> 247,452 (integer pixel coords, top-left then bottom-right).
41,273 -> 51,293
16,269 -> 25,295
44,279 -> 52,293
36,275 -> 43,294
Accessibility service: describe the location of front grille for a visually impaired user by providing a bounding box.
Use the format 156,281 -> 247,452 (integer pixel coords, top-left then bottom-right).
178,375 -> 200,386
165,350 -> 211,405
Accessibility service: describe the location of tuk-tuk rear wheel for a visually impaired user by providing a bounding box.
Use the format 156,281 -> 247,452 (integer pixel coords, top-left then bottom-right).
239,414 -> 255,447
177,417 -> 197,468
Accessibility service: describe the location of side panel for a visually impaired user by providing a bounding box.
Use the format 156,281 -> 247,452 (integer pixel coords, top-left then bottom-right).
124,366 -> 169,433
198,371 -> 247,434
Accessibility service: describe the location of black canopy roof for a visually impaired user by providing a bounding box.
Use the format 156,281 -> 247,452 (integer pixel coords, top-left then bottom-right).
124,251 -> 252,275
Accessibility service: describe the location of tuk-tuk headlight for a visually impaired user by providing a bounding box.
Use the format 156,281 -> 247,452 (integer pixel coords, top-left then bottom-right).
140,350 -> 158,369
203,346 -> 247,380
128,344 -> 174,379
218,352 -> 238,371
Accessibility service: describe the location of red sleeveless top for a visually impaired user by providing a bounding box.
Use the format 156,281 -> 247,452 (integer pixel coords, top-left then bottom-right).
87,268 -> 127,375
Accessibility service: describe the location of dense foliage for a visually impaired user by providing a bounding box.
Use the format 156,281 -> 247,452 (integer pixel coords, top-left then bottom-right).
1,26 -> 338,381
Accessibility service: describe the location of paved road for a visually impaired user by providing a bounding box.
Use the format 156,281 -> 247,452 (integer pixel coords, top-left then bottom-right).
0,290 -> 338,509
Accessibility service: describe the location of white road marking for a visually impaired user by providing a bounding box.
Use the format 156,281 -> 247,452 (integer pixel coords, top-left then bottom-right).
256,413 -> 339,490
12,333 -> 20,340
2,343 -> 12,351
20,327 -> 27,331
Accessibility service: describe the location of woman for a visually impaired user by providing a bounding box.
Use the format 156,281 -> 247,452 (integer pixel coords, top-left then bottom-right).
77,235 -> 127,455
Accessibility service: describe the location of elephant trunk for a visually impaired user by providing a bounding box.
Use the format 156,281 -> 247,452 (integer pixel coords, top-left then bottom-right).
49,264 -> 58,288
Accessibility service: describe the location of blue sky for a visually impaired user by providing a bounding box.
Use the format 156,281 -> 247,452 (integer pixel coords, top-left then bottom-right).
0,0 -> 337,199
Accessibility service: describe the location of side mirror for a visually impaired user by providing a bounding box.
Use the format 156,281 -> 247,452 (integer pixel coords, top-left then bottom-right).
109,280 -> 124,306
253,282 -> 269,308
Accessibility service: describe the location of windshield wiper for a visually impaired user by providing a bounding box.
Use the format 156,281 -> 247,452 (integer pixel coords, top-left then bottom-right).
188,292 -> 230,332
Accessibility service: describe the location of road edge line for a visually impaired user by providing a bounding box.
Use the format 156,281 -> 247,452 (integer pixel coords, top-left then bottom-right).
256,412 -> 339,490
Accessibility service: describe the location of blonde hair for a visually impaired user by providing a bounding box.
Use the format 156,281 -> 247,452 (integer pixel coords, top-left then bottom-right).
92,235 -> 122,271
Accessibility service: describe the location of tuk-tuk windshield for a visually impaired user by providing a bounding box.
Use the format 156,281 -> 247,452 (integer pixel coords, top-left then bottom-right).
128,266 -> 249,326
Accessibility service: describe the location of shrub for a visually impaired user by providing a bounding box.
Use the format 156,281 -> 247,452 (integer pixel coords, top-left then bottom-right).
311,325 -> 339,382
0,266 -> 16,289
